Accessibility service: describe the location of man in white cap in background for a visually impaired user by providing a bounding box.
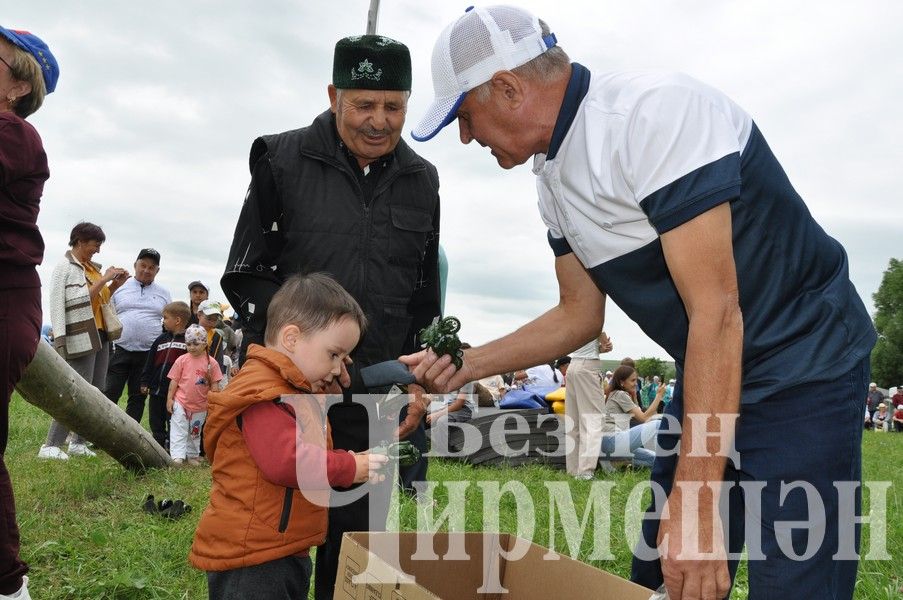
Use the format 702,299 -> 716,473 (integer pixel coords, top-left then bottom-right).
403,6 -> 875,599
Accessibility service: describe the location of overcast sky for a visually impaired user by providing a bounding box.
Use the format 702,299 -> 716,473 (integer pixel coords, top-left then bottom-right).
6,1 -> 900,361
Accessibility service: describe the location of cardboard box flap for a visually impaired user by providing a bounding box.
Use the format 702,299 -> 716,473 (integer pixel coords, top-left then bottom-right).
335,532 -> 655,600
500,536 -> 653,600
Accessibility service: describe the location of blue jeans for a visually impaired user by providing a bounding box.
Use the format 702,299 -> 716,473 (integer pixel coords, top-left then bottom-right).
600,419 -> 659,468
631,357 -> 868,599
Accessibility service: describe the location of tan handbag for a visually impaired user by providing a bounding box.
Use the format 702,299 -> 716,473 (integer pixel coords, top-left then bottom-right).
101,302 -> 123,341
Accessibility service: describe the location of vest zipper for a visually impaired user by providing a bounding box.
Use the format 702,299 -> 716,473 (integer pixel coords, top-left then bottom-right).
278,487 -> 293,533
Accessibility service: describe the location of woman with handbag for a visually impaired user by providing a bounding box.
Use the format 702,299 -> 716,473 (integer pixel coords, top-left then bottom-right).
38,221 -> 129,460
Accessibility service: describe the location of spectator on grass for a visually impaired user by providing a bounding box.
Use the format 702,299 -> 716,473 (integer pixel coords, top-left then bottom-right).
1,24 -> 59,599
565,330 -> 612,479
427,344 -> 475,458
196,300 -> 226,372
515,362 -> 563,390
41,222 -> 129,460
140,301 -> 191,450
866,382 -> 884,420
478,373 -> 508,404
873,403 -> 889,432
893,404 -> 903,433
892,387 -> 903,409
598,365 -> 664,471
104,248 -> 171,423
187,280 -> 209,325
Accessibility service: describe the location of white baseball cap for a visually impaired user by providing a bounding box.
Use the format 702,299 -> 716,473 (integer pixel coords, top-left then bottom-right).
197,300 -> 223,316
411,5 -> 558,142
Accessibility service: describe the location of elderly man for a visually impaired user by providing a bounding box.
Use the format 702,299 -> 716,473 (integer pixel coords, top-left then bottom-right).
104,248 -> 171,422
221,35 -> 440,600
405,6 -> 875,600
866,383 -> 885,420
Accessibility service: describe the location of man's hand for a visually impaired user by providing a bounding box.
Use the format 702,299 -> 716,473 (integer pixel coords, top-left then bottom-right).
394,384 -> 428,440
657,483 -> 732,600
140,385 -> 149,396
599,332 -> 613,354
398,349 -> 473,393
166,398 -> 175,414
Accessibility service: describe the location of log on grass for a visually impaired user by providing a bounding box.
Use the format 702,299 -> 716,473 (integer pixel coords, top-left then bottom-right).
16,341 -> 172,472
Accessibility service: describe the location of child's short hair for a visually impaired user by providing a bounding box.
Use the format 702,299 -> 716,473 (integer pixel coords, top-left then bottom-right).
264,273 -> 367,345
163,301 -> 192,325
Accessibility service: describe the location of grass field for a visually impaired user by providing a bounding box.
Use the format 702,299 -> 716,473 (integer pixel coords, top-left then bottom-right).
6,393 -> 901,599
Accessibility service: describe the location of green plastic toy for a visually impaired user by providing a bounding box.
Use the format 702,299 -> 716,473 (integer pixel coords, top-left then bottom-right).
419,316 -> 463,368
371,440 -> 421,467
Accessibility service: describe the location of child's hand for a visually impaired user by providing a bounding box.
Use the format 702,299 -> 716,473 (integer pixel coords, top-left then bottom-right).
350,451 -> 388,484
166,399 -> 175,414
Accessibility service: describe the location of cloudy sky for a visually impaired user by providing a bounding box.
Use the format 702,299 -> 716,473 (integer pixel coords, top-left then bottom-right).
6,1 -> 900,361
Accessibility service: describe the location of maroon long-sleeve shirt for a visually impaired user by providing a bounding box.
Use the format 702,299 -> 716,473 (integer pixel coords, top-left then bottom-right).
241,401 -> 356,489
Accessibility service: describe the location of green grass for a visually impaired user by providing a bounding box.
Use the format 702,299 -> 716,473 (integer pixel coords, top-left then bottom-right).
6,394 -> 902,598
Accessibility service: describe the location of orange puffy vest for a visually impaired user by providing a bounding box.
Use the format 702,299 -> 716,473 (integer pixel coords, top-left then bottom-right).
189,345 -> 333,571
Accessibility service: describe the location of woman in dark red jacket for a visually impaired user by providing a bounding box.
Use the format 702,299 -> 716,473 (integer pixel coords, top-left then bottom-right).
0,25 -> 58,600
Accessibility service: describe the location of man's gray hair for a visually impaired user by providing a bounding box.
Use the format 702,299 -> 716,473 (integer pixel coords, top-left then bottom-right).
470,18 -> 570,103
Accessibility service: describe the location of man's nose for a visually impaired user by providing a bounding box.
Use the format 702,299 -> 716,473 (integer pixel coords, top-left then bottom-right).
458,120 -> 472,144
370,107 -> 387,130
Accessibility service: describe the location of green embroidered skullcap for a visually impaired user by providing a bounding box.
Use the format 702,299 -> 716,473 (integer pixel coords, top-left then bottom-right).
333,34 -> 411,91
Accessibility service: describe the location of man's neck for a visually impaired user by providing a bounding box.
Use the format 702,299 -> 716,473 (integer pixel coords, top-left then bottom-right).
535,65 -> 573,155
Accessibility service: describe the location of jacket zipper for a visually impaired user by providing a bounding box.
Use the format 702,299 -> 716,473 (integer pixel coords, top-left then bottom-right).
301,150 -> 425,303
278,487 -> 293,533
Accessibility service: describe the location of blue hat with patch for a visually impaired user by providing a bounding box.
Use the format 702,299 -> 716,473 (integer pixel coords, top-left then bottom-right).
0,26 -> 59,93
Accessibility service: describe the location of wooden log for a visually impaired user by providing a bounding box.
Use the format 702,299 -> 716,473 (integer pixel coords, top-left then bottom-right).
15,341 -> 172,472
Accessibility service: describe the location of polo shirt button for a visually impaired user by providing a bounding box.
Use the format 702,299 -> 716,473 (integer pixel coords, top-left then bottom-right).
602,221 -> 613,229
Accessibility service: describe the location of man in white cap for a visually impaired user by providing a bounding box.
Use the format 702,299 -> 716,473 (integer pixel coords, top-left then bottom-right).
404,6 -> 875,600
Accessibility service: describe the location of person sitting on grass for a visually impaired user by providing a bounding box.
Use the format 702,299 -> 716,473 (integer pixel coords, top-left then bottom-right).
597,365 -> 665,474
140,301 -> 190,451
166,324 -> 223,466
893,403 -> 903,433
873,403 -> 890,432
189,273 -> 387,599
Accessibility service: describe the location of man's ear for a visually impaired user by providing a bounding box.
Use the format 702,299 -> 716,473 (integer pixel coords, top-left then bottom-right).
491,71 -> 524,110
328,84 -> 338,114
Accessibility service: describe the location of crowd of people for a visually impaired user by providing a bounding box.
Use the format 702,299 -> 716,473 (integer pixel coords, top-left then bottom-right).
0,5 -> 889,600
864,382 -> 903,432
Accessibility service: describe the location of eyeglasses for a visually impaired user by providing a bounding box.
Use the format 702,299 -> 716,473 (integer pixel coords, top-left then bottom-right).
0,54 -> 13,72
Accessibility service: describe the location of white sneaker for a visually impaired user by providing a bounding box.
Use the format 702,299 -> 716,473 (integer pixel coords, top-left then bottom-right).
67,443 -> 97,457
38,445 -> 69,460
0,575 -> 31,600
573,473 -> 594,481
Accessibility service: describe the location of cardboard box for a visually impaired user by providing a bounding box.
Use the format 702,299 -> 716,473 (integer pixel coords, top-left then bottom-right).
334,531 -> 654,600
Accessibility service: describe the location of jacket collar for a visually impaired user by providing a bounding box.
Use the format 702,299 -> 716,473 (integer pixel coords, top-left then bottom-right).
245,344 -> 312,392
65,249 -> 102,273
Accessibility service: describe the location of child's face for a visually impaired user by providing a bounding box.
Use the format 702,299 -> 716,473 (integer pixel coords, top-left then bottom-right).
162,312 -> 183,333
198,312 -> 218,330
287,317 -> 361,391
186,342 -> 207,357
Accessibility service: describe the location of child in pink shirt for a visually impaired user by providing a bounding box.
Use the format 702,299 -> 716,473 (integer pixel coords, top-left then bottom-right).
167,324 -> 223,465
